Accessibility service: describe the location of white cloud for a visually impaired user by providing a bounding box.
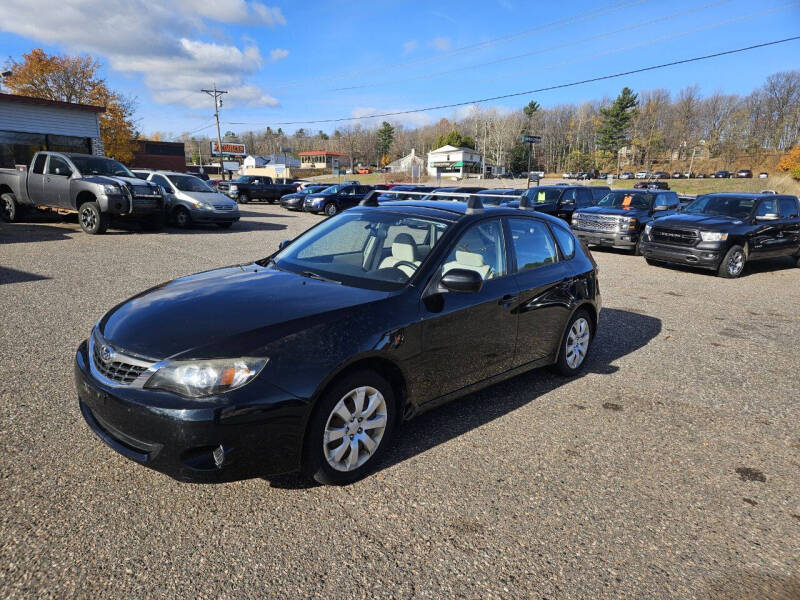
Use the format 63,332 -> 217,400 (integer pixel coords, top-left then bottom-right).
432,37 -> 452,51
270,48 -> 289,62
402,40 -> 418,55
0,0 -> 285,109
350,107 -> 433,128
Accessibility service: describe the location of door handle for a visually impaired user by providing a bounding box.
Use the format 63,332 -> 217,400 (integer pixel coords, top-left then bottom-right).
498,294 -> 518,305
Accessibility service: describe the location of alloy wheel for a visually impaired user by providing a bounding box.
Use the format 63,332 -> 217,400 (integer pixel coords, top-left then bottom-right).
80,206 -> 96,230
565,317 -> 590,369
323,386 -> 387,472
728,250 -> 744,276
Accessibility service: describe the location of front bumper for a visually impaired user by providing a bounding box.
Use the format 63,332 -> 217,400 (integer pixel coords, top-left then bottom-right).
189,208 -> 240,224
573,228 -> 638,248
639,239 -> 721,270
281,198 -> 304,210
74,340 -> 309,482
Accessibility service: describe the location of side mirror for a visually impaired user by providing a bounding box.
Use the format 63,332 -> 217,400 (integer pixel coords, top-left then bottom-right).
440,269 -> 483,294
756,213 -> 779,221
278,239 -> 292,250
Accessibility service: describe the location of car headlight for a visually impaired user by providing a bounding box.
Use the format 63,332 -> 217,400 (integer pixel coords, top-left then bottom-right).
644,223 -> 652,235
700,231 -> 728,242
145,357 -> 268,398
196,201 -> 214,210
228,185 -> 238,192
103,184 -> 120,194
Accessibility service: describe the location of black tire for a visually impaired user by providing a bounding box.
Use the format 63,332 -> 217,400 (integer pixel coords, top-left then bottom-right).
632,239 -> 643,256
141,212 -> 165,231
238,194 -> 249,204
551,308 -> 593,377
1,192 -> 20,222
324,202 -> 338,217
302,370 -> 397,486
217,222 -> 233,229
174,207 -> 192,229
717,244 -> 745,278
78,201 -> 109,235
645,257 -> 661,266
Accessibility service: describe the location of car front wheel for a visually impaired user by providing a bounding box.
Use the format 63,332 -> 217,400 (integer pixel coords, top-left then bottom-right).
718,245 -> 745,278
324,203 -> 338,217
78,201 -> 109,234
1,193 -> 21,222
302,371 -> 396,485
238,194 -> 249,204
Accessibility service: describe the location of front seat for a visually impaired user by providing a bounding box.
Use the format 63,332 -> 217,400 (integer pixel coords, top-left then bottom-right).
379,233 -> 421,277
443,250 -> 492,279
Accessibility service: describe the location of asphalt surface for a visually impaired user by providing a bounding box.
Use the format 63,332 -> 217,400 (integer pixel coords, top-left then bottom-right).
1,203 -> 798,599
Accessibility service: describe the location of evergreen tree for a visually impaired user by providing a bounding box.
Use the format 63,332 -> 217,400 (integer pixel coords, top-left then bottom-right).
597,87 -> 638,154
376,121 -> 395,158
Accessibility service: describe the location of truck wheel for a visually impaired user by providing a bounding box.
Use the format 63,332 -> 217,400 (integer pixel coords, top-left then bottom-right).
717,245 -> 745,278
1,193 -> 21,222
238,194 -> 249,204
174,207 -> 192,229
632,239 -> 643,256
78,202 -> 109,234
324,203 -> 338,217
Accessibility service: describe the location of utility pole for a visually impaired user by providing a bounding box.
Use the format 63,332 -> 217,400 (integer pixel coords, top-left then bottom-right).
202,84 -> 228,180
482,121 -> 488,180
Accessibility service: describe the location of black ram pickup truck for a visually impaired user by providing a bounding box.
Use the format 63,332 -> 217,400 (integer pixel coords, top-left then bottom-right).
640,193 -> 800,277
570,189 -> 680,254
216,175 -> 299,204
0,152 -> 164,234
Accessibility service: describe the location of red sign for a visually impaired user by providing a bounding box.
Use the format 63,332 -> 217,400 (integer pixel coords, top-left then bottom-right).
211,141 -> 246,156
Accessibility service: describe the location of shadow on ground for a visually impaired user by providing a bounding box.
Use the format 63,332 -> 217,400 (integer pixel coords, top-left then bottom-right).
0,266 -> 51,285
267,307 -> 661,488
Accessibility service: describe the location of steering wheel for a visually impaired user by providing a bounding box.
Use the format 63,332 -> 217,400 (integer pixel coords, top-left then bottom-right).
392,260 -> 418,273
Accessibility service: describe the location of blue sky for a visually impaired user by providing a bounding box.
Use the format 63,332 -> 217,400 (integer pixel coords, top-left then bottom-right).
1,0 -> 798,137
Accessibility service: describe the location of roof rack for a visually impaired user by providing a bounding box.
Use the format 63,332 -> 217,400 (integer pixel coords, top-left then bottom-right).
358,190 -> 381,207
464,196 -> 484,214
517,194 -> 535,211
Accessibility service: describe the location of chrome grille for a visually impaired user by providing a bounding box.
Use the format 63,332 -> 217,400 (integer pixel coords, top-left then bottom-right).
651,227 -> 698,246
574,214 -> 621,232
213,204 -> 235,211
90,331 -> 154,386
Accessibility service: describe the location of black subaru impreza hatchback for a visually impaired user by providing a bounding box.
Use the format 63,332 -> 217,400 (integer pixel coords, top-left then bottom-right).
75,195 -> 601,485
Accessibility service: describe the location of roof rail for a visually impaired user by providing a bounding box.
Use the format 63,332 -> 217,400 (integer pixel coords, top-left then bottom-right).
358,190 -> 380,207
464,196 -> 484,214
518,194 -> 535,211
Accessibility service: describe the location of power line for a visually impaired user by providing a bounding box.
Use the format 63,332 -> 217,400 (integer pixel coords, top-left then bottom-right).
271,36 -> 800,126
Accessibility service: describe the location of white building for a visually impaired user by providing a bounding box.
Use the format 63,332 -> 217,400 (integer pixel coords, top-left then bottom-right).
426,145 -> 483,178
385,148 -> 424,173
242,153 -> 301,168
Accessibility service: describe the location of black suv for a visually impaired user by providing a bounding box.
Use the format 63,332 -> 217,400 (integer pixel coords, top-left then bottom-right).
640,193 -> 800,277
507,185 -> 608,223
571,189 -> 680,254
304,184 -> 373,216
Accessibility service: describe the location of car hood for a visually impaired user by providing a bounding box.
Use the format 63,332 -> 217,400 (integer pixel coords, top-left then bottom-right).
85,175 -> 159,190
577,206 -> 649,217
177,190 -> 235,205
650,213 -> 746,230
99,265 -> 390,359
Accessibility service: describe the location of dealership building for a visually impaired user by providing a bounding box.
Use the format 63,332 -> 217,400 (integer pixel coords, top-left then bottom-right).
0,92 -> 105,169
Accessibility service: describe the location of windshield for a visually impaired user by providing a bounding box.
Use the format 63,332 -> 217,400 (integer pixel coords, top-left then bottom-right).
683,195 -> 756,219
272,210 -> 452,290
70,156 -> 134,178
316,185 -> 341,195
524,188 -> 563,204
597,191 -> 653,210
477,190 -> 519,206
170,174 -> 214,192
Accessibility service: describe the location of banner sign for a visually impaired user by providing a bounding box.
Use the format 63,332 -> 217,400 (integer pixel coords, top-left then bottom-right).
211,141 -> 246,156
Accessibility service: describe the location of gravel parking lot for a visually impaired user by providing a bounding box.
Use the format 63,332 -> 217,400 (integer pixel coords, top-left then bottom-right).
1,204 -> 799,599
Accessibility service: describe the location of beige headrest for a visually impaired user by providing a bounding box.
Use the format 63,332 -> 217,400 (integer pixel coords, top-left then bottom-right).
455,250 -> 485,267
392,242 -> 415,262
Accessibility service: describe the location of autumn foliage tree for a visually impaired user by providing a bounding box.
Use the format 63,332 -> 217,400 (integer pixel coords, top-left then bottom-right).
777,146 -> 800,179
4,49 -> 138,162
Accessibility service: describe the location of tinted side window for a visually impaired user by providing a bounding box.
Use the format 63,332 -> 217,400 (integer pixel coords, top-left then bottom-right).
654,193 -> 672,209
508,217 -> 558,272
561,189 -> 578,204
778,198 -> 799,218
32,154 -> 47,174
551,224 -> 576,259
756,199 -> 778,217
576,188 -> 593,207
150,174 -> 170,190
442,219 -> 506,280
48,156 -> 72,176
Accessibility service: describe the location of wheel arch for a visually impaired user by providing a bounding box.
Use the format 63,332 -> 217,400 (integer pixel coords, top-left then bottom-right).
75,190 -> 97,210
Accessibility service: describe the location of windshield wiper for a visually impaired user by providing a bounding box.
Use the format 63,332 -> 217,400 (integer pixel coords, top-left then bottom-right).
300,270 -> 342,284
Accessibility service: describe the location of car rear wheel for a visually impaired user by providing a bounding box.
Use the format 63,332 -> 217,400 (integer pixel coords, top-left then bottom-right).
552,309 -> 592,376
718,245 -> 745,278
302,371 -> 396,485
174,207 -> 192,229
324,203 -> 338,217
1,193 -> 21,222
238,194 -> 249,204
78,201 -> 109,235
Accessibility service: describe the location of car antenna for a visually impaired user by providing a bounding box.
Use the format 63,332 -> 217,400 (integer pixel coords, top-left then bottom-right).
518,194 -> 535,211
465,195 -> 484,214
359,190 -> 380,207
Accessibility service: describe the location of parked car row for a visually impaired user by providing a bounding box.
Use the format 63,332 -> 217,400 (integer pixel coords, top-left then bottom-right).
579,169 -> 769,180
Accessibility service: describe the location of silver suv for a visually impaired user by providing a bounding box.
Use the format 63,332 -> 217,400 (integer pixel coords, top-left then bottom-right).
133,170 -> 239,229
